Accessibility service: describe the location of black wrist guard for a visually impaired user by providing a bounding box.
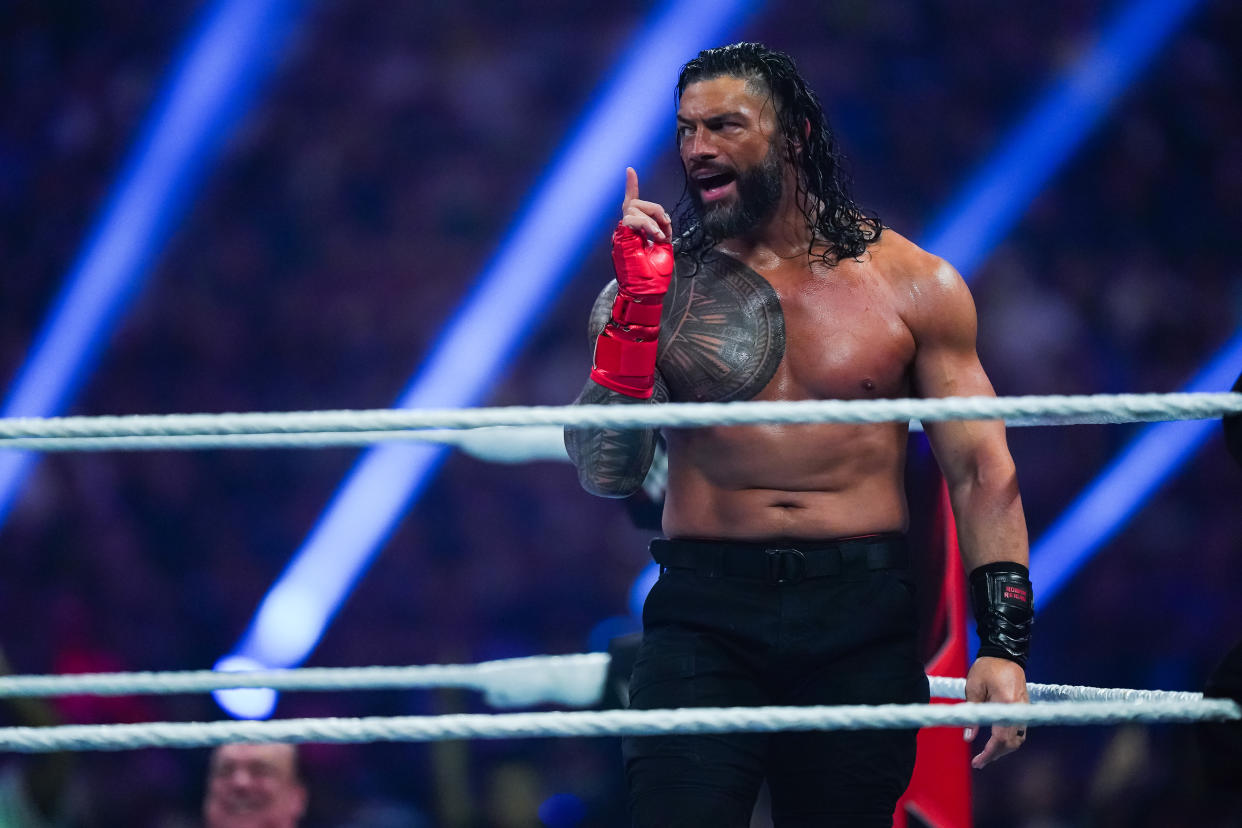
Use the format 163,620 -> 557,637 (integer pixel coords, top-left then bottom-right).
969,561 -> 1033,669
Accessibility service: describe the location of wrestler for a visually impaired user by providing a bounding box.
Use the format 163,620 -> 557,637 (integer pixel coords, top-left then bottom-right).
565,43 -> 1032,826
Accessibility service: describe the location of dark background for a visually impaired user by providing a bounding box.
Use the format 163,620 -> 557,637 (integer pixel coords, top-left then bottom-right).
2,0 -> 1241,824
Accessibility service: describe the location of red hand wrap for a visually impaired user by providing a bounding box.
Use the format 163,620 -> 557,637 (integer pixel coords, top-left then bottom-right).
590,224 -> 674,398
611,292 -> 664,328
609,223 -> 674,297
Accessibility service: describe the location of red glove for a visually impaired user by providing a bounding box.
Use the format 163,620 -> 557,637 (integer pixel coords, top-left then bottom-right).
590,223 -> 674,398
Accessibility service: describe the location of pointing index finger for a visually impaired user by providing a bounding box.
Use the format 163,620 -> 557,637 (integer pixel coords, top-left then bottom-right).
624,166 -> 639,210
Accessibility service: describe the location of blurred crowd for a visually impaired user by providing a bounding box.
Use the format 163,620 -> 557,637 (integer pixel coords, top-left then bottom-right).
1,0 -> 1240,824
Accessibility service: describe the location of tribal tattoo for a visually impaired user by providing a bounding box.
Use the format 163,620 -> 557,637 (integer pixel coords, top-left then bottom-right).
657,252 -> 784,404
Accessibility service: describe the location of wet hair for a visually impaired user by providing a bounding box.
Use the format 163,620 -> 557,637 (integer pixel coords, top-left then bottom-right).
674,42 -> 881,266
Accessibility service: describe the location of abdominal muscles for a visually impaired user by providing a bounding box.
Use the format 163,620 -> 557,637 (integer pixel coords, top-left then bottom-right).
661,420 -> 910,540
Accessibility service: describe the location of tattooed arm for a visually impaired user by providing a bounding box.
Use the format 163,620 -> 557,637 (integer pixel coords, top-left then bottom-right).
565,281 -> 668,497
568,167 -> 675,497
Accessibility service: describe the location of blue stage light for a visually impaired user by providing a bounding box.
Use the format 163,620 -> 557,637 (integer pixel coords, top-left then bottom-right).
629,563 -> 660,620
217,0 -> 762,717
211,654 -> 278,720
587,615 -> 642,654
538,792 -> 587,828
923,0 -> 1205,280
1031,330 -> 1242,604
0,0 -> 304,527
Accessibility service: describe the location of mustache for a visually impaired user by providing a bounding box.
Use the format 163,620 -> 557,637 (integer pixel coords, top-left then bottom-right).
687,162 -> 735,178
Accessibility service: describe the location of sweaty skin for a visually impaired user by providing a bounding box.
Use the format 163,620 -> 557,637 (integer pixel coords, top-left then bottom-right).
566,74 -> 1030,768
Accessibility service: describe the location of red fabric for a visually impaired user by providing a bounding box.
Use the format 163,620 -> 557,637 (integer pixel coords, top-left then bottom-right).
591,329 -> 659,398
589,224 -> 674,398
53,648 -> 156,724
612,292 -> 664,327
593,330 -> 658,376
610,223 -> 673,297
893,482 -> 973,828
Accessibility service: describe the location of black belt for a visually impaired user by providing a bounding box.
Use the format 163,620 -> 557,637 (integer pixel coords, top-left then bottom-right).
650,534 -> 909,584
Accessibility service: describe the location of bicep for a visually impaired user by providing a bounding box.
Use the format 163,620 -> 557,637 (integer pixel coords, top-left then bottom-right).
910,261 -> 1007,479
910,261 -> 990,400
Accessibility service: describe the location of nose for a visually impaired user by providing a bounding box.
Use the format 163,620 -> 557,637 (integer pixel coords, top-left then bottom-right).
683,128 -> 717,160
225,768 -> 255,788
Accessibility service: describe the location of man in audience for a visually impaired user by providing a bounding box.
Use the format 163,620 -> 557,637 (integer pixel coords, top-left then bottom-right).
203,742 -> 307,828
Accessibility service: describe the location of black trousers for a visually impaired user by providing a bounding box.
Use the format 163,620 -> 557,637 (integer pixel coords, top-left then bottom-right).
623,535 -> 929,828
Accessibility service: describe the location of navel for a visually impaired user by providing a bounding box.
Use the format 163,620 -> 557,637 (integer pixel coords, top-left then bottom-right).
861,378 -> 876,392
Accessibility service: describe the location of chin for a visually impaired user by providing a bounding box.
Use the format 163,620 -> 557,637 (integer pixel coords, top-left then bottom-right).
703,209 -> 750,239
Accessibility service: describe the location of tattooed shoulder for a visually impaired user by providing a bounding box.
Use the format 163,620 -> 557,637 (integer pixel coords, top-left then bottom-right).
658,254 -> 786,403
586,281 -> 620,343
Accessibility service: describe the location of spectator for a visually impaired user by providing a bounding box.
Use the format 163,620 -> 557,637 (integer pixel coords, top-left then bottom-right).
203,743 -> 307,828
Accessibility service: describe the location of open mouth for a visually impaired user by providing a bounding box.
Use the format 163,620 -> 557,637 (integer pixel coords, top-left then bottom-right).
693,170 -> 737,202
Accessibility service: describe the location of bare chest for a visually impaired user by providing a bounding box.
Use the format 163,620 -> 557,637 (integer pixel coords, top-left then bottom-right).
657,254 -> 915,403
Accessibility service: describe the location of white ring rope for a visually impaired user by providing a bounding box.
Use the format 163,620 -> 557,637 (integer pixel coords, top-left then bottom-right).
0,699 -> 1237,754
0,392 -> 1239,452
0,654 -> 1214,709
0,655 -> 612,709
925,676 -> 1209,705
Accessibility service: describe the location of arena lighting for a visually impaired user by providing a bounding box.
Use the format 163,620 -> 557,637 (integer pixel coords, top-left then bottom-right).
922,0 -> 1205,281
210,655 -> 278,720
216,0 -> 762,717
1030,330 -> 1242,604
0,0 -> 305,527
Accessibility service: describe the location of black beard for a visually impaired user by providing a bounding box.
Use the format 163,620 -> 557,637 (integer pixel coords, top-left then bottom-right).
690,141 -> 784,240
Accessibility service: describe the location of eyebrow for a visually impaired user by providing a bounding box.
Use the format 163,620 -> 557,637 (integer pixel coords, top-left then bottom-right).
676,111 -> 748,124
212,758 -> 280,773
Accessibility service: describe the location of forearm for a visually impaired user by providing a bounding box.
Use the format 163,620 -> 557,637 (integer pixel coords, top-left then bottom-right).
944,443 -> 1034,669
946,448 -> 1029,570
564,380 -> 660,497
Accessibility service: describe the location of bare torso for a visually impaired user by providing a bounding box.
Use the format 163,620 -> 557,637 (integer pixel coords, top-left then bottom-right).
656,231 -> 922,540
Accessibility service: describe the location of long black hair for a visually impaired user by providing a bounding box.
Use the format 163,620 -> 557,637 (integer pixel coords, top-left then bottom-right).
674,42 -> 881,266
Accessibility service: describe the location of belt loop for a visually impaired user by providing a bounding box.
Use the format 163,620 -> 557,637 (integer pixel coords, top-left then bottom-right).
823,547 -> 843,577
863,537 -> 906,570
865,542 -> 887,571
695,546 -> 721,578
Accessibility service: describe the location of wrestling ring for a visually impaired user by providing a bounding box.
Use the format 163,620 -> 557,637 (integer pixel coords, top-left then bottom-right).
0,390 -> 1240,760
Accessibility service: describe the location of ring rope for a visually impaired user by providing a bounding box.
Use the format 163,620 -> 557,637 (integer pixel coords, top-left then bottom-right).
0,431 -> 475,453
0,655 -> 1212,708
926,676 -> 1208,705
1,392 -> 1239,452
1,699 -> 1236,754
0,412 -> 1187,452
0,655 -> 612,709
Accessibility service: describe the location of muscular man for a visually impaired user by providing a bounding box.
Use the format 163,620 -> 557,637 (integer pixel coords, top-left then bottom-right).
203,742 -> 307,828
565,43 -> 1032,826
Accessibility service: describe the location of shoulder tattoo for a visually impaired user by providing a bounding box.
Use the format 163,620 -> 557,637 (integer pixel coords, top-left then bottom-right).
658,253 -> 785,402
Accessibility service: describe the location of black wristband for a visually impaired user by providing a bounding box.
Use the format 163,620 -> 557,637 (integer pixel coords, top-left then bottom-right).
969,561 -> 1033,669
